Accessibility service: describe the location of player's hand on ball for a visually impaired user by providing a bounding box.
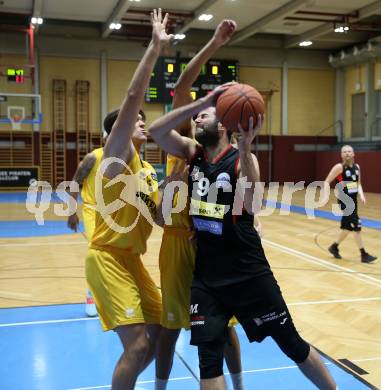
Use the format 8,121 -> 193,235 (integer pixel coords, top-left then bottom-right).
203,82 -> 237,107
151,8 -> 174,49
236,114 -> 263,149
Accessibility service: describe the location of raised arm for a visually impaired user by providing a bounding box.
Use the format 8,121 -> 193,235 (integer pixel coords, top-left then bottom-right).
173,20 -> 236,113
236,116 -> 263,215
103,9 -> 173,177
67,152 -> 96,231
149,83 -> 233,161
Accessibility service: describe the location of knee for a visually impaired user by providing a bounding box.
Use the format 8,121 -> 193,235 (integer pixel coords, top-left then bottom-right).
126,332 -> 151,360
275,331 -> 310,364
198,342 -> 225,379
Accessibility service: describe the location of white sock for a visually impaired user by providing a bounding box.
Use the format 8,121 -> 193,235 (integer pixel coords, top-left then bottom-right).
155,378 -> 168,390
230,372 -> 244,390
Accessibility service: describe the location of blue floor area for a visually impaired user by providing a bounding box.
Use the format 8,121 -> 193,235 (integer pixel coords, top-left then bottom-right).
0,304 -> 374,390
0,192 -> 83,204
0,220 -> 84,237
263,200 -> 381,230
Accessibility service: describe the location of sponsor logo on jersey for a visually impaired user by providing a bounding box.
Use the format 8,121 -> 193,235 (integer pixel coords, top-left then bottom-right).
192,217 -> 223,235
190,315 -> 205,326
215,172 -> 231,189
190,199 -> 225,219
190,304 -> 199,314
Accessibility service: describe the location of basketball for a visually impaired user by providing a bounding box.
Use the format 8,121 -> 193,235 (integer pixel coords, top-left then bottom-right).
216,83 -> 265,132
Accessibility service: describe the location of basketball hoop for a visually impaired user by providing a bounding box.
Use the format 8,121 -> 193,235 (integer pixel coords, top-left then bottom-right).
10,114 -> 23,130
7,106 -> 25,131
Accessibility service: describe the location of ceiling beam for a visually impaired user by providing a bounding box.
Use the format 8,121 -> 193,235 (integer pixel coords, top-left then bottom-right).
229,0 -> 309,45
285,0 -> 381,48
102,0 -> 131,38
33,0 -> 43,17
175,0 -> 219,35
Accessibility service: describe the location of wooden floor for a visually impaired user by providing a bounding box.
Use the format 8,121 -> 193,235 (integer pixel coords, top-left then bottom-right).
0,189 -> 380,388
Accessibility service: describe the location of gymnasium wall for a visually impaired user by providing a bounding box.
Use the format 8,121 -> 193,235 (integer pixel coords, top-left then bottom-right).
344,64 -> 367,139
239,67 -> 281,135
288,69 -> 335,136
255,136 -> 380,194
39,56 -> 101,133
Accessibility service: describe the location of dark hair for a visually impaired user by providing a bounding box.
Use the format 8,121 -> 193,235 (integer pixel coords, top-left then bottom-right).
103,109 -> 146,135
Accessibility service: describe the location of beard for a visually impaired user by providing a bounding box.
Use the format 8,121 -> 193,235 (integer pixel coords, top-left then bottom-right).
195,122 -> 220,147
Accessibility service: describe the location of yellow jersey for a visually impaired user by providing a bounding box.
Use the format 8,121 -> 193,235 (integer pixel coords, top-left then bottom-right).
91,150 -> 158,255
80,147 -> 103,239
81,147 -> 104,206
165,154 -> 191,230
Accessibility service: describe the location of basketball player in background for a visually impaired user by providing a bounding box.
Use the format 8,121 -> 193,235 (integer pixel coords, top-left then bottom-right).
325,145 -> 377,263
148,87 -> 337,389
83,10 -> 173,389
67,111 -> 146,317
155,20 -> 244,390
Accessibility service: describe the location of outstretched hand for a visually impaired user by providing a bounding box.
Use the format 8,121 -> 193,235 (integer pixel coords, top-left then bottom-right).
151,8 -> 174,49
213,19 -> 237,46
236,114 -> 263,150
202,81 -> 237,107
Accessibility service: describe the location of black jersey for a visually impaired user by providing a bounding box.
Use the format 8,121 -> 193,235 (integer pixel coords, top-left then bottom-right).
188,144 -> 272,287
336,163 -> 360,201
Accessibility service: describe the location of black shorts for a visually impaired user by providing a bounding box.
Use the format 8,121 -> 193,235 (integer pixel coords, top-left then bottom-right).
338,200 -> 361,231
190,275 -> 299,346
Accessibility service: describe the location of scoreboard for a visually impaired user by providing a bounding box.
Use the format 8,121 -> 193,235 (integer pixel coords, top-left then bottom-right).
145,57 -> 238,103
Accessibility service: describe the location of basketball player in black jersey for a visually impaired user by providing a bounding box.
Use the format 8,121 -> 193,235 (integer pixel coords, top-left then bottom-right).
148,86 -> 337,390
325,145 -> 377,263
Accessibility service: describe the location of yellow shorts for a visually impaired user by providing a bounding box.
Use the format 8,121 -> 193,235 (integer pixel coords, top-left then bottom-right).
86,246 -> 162,331
159,227 -> 195,329
159,227 -> 237,329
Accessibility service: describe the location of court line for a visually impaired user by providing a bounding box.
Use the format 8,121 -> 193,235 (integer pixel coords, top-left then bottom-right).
263,239 -> 381,289
0,317 -> 98,328
67,362 -> 337,390
2,295 -> 381,328
288,297 -> 381,306
68,375 -> 194,390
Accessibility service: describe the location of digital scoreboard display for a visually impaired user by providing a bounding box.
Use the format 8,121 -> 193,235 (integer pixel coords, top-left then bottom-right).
7,69 -> 24,84
145,58 -> 238,103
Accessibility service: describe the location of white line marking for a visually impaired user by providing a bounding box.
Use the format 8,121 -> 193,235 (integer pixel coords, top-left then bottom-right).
2,296 -> 380,328
68,375 -> 193,390
68,363 -> 336,390
289,297 -> 381,306
0,317 -> 98,328
263,239 -> 381,289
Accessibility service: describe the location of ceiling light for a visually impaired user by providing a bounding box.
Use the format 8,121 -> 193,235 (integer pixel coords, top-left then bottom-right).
198,14 -> 213,21
174,34 -> 186,40
31,17 -> 43,25
299,41 -> 312,47
334,25 -> 350,33
109,22 -> 122,30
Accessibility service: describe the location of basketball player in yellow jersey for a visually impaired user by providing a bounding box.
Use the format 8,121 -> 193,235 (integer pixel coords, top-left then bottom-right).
85,10 -> 173,390
67,145 -> 104,317
155,20 -> 245,390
